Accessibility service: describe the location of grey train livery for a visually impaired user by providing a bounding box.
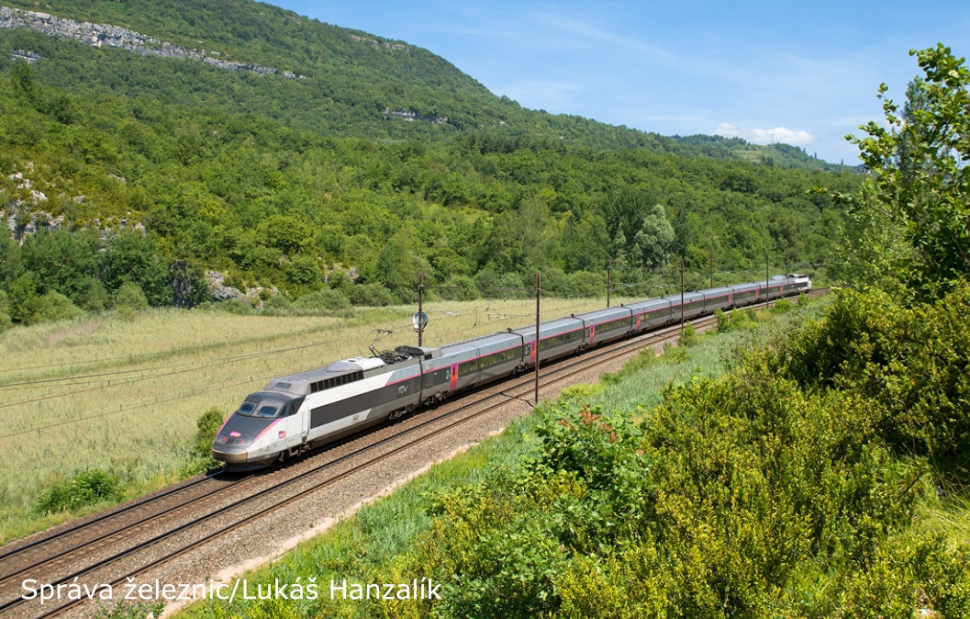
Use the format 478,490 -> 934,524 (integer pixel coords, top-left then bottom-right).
212,274 -> 811,469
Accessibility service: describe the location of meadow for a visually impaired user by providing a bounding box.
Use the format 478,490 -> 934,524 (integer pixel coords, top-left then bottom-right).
0,295 -> 636,543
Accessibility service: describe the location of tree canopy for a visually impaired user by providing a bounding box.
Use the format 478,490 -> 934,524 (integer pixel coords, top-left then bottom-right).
842,44 -> 970,299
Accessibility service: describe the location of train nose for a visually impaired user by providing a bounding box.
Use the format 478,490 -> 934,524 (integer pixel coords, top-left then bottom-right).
211,443 -> 249,465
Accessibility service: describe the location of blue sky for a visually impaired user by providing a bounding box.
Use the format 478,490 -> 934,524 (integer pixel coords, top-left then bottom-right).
270,0 -> 970,164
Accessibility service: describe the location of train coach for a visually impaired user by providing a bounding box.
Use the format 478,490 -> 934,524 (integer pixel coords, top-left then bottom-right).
212,274 -> 812,470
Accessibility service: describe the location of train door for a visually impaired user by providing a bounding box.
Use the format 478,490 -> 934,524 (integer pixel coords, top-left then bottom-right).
299,397 -> 311,443
280,397 -> 304,449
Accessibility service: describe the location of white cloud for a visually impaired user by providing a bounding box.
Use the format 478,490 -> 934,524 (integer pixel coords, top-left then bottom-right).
715,123 -> 816,147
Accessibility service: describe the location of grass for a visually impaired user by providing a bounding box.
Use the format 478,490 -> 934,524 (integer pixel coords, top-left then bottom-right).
0,295 -> 639,544
176,295 -> 831,618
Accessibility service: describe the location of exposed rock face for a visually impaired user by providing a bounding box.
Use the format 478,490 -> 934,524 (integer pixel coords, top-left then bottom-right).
206,271 -> 244,303
383,107 -> 448,126
0,6 -> 305,79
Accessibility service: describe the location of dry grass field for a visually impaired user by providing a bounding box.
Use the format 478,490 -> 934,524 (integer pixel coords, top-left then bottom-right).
0,295 -> 633,542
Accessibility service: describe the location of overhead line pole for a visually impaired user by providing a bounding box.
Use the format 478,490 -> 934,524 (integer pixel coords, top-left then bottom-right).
680,259 -> 685,334
534,272 -> 541,407
607,259 -> 612,308
766,253 -> 770,309
418,272 -> 424,347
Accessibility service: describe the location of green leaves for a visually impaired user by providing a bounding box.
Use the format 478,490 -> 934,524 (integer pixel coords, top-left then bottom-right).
847,43 -> 970,297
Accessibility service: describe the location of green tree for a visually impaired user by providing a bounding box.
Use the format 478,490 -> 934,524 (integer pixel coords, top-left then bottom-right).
849,43 -> 970,297
10,60 -> 39,106
633,204 -> 676,269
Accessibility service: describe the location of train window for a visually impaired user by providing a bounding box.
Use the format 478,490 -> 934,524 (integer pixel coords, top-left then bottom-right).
597,319 -> 628,333
481,348 -> 516,368
458,359 -> 479,376
238,402 -> 256,415
254,405 -> 279,418
311,370 -> 364,394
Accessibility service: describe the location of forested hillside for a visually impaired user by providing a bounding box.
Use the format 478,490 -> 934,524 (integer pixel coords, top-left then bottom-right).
0,0 -> 846,165
0,0 -> 858,328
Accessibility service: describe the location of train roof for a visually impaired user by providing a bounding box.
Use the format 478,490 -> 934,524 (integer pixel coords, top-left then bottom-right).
662,291 -> 705,304
263,356 -> 387,396
573,306 -> 632,323
625,298 -> 671,312
439,330 -> 522,355
510,316 -> 584,339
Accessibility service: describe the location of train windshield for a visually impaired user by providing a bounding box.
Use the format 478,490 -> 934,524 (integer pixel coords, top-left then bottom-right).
235,394 -> 287,419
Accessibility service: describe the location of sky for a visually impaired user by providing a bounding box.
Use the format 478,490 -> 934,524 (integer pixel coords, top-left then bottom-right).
269,0 -> 970,164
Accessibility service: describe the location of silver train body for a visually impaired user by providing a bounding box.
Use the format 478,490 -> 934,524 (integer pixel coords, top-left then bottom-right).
212,274 -> 811,470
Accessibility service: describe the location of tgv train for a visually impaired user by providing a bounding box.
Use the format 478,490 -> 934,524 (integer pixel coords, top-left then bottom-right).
212,274 -> 811,470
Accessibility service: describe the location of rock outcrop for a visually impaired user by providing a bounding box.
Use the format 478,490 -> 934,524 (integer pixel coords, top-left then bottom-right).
0,6 -> 305,79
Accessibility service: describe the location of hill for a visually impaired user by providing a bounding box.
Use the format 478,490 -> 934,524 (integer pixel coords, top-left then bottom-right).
0,0 -> 841,169
0,0 -> 859,329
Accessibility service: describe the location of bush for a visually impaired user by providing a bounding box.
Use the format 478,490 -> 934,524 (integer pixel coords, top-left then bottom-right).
75,276 -> 110,312
714,308 -> 731,332
193,407 -> 225,457
770,297 -> 792,313
782,284 -> 970,461
293,288 -> 351,310
36,291 -> 84,322
260,293 -> 291,311
114,281 -> 148,312
350,283 -> 397,307
441,275 -> 480,301
34,469 -> 123,515
212,297 -> 253,314
678,323 -> 698,346
566,270 -> 606,297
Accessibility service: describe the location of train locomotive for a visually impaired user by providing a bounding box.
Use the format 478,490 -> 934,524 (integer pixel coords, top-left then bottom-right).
212,274 -> 811,470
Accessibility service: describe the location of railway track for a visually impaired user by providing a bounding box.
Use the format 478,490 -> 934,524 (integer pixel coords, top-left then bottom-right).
1,290 -> 825,618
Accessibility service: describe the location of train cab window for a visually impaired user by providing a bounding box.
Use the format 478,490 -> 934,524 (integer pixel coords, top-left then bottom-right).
238,402 -> 256,415
254,405 -> 279,418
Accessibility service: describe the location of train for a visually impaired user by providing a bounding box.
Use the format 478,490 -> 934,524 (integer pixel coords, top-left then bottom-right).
212,274 -> 812,470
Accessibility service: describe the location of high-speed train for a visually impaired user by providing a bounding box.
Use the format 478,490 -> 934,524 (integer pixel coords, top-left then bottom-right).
212,274 -> 811,470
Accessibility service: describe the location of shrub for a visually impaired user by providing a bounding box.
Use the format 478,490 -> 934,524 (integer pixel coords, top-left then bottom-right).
350,283 -> 397,307
213,297 -> 253,314
293,288 -> 351,310
75,276 -> 109,312
260,293 -> 292,311
678,323 -> 698,346
114,281 -> 148,312
714,308 -> 731,332
442,275 -> 480,301
193,407 -> 225,457
36,291 -> 84,322
770,297 -> 792,313
782,284 -> 970,461
34,469 -> 123,515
